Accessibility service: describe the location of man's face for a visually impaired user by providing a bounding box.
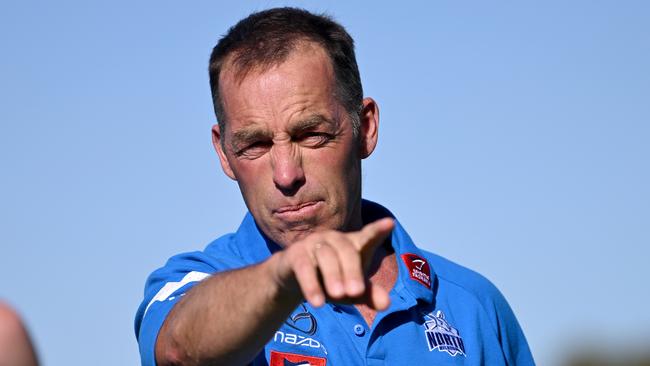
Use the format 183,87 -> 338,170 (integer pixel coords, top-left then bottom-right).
213,43 -> 378,247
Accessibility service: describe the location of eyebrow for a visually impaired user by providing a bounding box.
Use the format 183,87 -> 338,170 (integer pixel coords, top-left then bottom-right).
228,114 -> 338,150
230,126 -> 271,150
288,114 -> 338,135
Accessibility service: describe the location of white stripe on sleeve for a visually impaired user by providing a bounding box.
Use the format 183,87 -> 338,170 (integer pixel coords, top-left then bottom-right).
143,271 -> 211,317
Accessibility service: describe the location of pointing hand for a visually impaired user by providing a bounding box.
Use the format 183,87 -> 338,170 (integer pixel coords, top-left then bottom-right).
274,218 -> 395,310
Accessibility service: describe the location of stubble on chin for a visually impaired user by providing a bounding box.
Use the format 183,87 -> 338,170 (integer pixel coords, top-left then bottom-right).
271,220 -> 319,247
264,204 -> 353,247
278,230 -> 312,248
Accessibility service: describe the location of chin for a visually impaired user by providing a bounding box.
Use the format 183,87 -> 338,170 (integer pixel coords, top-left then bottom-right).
263,208 -> 349,246
274,219 -> 336,247
271,229 -> 311,248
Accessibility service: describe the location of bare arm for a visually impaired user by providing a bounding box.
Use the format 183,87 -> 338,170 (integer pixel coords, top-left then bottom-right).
155,218 -> 394,366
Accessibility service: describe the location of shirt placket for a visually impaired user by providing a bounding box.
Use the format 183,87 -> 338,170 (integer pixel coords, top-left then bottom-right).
365,285 -> 419,365
320,284 -> 418,365
324,303 -> 369,365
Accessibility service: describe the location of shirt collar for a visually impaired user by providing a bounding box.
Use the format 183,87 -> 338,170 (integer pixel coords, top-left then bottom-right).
390,218 -> 436,304
362,199 -> 436,305
233,212 -> 282,263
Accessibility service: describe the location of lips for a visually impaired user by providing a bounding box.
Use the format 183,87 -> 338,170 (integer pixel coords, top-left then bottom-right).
275,201 -> 319,213
272,200 -> 323,221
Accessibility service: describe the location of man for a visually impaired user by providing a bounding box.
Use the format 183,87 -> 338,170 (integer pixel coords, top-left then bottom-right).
135,7 -> 534,366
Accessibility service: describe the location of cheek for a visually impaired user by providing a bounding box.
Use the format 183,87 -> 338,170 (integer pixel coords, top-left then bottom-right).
310,147 -> 359,189
232,160 -> 271,198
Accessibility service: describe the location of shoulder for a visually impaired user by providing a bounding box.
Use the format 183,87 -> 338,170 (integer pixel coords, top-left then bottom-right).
134,232 -> 246,362
145,233 -> 243,290
137,233 -> 244,324
424,250 -> 503,299
420,250 -> 535,365
421,250 -> 515,326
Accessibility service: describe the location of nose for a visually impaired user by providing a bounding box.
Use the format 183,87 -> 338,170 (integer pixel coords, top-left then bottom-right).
271,143 -> 305,195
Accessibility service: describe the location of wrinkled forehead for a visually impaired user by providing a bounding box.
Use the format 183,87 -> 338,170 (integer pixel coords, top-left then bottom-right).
219,40 -> 332,87
216,41 -> 341,139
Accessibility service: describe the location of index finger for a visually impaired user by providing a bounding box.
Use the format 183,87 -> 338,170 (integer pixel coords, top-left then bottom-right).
354,217 -> 394,267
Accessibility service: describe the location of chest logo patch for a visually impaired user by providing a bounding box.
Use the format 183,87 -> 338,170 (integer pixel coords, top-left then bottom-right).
270,350 -> 327,366
285,304 -> 317,335
401,253 -> 431,288
423,310 -> 466,357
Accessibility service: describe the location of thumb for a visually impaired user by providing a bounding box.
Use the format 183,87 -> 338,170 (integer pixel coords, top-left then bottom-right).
355,217 -> 394,268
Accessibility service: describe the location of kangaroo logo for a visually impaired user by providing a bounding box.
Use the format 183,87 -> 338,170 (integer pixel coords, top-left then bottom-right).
423,310 -> 466,357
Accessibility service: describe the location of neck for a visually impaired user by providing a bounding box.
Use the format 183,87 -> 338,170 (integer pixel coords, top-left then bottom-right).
356,244 -> 398,327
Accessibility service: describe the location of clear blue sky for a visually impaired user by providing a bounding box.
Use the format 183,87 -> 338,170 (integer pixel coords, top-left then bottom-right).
1,1 -> 648,365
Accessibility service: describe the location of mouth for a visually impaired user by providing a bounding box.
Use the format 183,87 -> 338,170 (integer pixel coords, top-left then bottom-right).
273,200 -> 323,221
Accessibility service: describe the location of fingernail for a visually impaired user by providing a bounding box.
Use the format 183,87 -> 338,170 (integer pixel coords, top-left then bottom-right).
379,296 -> 390,310
347,280 -> 364,295
310,294 -> 324,307
331,282 -> 344,297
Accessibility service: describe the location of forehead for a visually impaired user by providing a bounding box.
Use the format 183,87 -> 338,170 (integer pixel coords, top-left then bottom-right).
220,40 -> 332,88
218,42 -> 338,128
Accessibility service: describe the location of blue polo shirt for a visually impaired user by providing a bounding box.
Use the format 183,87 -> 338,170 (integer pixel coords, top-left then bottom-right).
135,200 -> 535,365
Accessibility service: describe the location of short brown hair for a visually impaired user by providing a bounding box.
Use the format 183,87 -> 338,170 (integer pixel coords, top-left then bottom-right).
208,7 -> 363,135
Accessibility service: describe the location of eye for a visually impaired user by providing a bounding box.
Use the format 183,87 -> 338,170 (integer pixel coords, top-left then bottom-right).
297,132 -> 333,147
235,140 -> 272,158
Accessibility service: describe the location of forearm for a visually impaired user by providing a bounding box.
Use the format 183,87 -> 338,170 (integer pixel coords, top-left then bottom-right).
155,254 -> 301,366
154,218 -> 395,365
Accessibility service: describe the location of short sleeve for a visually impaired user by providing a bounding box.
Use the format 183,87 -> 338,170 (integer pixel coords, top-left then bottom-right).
134,250 -> 242,366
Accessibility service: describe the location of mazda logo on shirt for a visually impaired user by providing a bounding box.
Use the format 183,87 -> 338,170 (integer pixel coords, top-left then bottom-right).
285,304 -> 317,335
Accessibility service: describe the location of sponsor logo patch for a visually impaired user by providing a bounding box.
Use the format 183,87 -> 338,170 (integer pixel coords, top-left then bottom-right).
285,304 -> 317,335
270,350 -> 326,366
273,331 -> 328,355
423,310 -> 466,357
401,253 -> 431,288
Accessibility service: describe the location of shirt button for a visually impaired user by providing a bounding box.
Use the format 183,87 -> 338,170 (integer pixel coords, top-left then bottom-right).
353,323 -> 365,336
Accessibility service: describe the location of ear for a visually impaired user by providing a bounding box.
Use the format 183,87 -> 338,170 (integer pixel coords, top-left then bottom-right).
358,97 -> 380,159
211,124 -> 237,180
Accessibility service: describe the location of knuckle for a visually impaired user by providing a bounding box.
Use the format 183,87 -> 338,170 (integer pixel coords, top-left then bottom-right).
292,255 -> 313,272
